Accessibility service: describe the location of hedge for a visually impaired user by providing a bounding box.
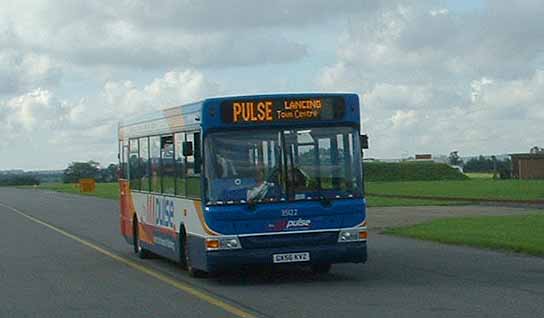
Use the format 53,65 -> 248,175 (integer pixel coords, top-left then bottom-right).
363,162 -> 468,182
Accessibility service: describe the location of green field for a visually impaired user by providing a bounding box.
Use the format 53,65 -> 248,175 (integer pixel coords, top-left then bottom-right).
27,178 -> 544,206
367,179 -> 544,201
29,182 -> 463,207
465,172 -> 494,179
385,213 -> 544,256
27,183 -> 120,200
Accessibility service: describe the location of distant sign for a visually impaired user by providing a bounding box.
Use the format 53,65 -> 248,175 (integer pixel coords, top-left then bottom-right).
79,178 -> 96,193
221,97 -> 345,124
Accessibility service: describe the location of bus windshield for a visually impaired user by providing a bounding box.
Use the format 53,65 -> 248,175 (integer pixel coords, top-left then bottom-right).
204,126 -> 362,205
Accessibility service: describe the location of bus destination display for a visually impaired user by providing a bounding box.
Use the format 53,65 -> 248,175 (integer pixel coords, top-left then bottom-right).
221,97 -> 345,124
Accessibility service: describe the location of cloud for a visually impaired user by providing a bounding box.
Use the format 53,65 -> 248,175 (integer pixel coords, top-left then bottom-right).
3,88 -> 71,132
0,18 -> 62,95
144,70 -> 220,107
0,50 -> 61,95
3,0 -> 389,70
472,71 -> 544,121
0,69 -> 220,169
318,1 -> 544,158
100,69 -> 220,117
2,0 -> 544,169
390,109 -> 417,128
33,1 -> 388,31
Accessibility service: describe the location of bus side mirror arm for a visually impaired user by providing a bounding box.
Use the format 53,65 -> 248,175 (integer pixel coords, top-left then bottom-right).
360,134 -> 369,150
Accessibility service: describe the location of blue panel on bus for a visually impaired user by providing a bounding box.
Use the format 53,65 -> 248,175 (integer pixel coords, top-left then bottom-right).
209,178 -> 256,201
203,198 -> 366,235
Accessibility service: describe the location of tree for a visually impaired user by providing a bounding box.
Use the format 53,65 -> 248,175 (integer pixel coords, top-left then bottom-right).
496,158 -> 512,179
63,161 -> 100,183
448,151 -> 462,166
99,163 -> 118,182
463,155 -> 512,178
464,155 -> 493,172
0,175 -> 40,186
530,146 -> 544,154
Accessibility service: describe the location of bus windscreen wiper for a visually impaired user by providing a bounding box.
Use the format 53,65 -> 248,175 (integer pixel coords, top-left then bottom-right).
246,182 -> 272,209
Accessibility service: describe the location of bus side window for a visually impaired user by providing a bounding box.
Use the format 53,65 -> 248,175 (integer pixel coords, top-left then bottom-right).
122,140 -> 129,179
150,136 -> 161,193
194,132 -> 202,175
129,139 -> 141,190
175,132 -> 186,196
118,141 -> 124,179
140,137 -> 150,192
186,132 -> 201,199
161,135 -> 175,195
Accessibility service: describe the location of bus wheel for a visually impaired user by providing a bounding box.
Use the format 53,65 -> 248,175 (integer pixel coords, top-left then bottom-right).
133,217 -> 151,259
178,227 -> 188,269
183,234 -> 207,278
311,263 -> 332,274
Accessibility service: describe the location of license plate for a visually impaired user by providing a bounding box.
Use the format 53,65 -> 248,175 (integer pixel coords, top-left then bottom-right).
273,252 -> 310,263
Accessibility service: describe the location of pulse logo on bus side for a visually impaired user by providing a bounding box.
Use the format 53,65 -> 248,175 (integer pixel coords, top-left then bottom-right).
269,218 -> 312,231
286,218 -> 311,229
155,198 -> 174,228
145,195 -> 174,229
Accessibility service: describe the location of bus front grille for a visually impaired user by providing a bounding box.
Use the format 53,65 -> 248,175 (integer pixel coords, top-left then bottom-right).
239,231 -> 339,249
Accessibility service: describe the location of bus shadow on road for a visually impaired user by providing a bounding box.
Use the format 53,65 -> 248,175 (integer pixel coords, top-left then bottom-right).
209,265 -> 364,286
137,251 -> 367,286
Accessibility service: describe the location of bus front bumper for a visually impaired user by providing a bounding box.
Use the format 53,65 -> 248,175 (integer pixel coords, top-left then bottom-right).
204,241 -> 367,273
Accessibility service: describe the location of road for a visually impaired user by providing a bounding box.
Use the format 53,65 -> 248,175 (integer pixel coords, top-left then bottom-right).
1,187 -> 543,318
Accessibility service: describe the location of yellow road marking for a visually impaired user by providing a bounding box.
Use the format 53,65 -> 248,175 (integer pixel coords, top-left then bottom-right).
0,202 -> 255,318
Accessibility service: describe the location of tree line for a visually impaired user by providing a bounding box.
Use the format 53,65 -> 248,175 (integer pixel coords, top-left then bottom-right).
0,174 -> 41,186
449,151 -> 512,179
0,161 -> 118,186
62,161 -> 118,183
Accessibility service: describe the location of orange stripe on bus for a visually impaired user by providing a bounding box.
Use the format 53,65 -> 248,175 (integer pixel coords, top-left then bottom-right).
194,201 -> 220,236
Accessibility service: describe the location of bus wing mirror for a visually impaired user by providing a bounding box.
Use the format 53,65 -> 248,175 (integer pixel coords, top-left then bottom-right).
360,134 -> 369,149
182,141 -> 193,156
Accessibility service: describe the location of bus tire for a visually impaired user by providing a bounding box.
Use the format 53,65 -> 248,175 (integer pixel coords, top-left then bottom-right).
133,216 -> 151,259
183,233 -> 207,278
311,263 -> 332,274
178,226 -> 188,269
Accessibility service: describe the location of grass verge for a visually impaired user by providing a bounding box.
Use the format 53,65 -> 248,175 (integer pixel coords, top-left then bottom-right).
367,179 -> 544,201
366,196 -> 465,207
24,183 -> 119,200
25,183 -> 459,207
465,172 -> 494,179
384,213 -> 544,256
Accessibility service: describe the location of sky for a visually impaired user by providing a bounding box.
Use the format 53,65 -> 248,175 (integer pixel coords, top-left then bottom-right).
1,0 -> 543,170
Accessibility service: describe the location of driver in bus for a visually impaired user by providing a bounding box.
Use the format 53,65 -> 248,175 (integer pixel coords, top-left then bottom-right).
287,167 -> 307,192
216,154 -> 237,178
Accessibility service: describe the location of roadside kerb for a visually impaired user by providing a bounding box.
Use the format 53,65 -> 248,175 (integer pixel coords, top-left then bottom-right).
367,193 -> 544,207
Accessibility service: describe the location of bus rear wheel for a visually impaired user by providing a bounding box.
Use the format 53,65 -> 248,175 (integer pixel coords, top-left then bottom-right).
133,217 -> 151,259
311,263 -> 332,274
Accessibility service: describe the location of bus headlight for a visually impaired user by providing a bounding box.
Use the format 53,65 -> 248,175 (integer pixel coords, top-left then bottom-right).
206,236 -> 242,251
338,229 -> 367,242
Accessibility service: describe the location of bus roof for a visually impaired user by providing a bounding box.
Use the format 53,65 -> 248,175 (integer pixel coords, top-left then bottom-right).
119,93 -> 360,139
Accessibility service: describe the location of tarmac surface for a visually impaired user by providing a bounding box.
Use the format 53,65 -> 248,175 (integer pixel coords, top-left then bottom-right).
1,187 -> 543,318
